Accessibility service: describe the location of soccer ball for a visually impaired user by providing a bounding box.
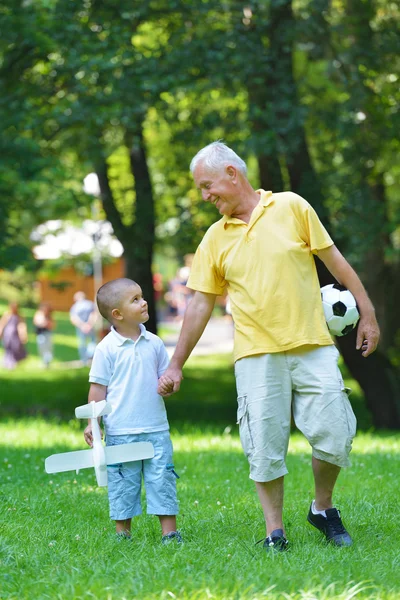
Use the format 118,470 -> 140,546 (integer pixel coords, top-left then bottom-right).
320,283 -> 360,337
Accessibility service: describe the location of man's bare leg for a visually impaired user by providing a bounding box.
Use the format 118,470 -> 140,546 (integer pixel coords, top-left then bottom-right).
255,476 -> 285,536
312,456 -> 340,510
309,456 -> 352,546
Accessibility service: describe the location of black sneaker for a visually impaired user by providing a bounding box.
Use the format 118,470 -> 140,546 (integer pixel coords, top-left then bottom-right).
263,529 -> 289,552
307,504 -> 352,547
116,531 -> 132,541
161,531 -> 183,545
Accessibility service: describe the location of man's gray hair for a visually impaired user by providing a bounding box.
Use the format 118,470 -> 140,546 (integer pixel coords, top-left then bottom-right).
190,141 -> 247,175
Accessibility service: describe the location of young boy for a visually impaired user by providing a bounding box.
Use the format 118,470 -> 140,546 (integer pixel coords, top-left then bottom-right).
84,277 -> 181,544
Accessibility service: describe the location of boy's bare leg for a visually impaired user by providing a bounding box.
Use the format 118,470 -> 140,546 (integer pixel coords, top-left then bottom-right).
115,518 -> 132,535
312,456 -> 341,510
255,476 -> 285,536
158,515 -> 177,535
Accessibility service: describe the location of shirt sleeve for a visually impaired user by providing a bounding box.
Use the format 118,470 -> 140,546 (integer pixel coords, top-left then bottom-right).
88,346 -> 112,386
292,194 -> 333,254
187,243 -> 227,295
157,341 -> 170,377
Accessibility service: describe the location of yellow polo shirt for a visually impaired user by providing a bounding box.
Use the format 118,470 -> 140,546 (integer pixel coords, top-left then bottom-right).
187,190 -> 334,361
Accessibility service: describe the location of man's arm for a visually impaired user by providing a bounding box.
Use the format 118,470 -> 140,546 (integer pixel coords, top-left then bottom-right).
158,290 -> 217,395
317,244 -> 380,357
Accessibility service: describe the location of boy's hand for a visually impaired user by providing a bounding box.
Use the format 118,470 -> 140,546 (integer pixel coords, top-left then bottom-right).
84,424 -> 93,447
158,374 -> 177,397
83,424 -> 103,447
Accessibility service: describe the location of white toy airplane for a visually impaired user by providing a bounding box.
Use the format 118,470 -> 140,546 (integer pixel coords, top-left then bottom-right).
45,400 -> 154,487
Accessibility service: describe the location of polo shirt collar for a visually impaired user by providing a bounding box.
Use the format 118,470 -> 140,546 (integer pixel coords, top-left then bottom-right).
223,189 -> 273,228
110,323 -> 149,346
257,189 -> 274,207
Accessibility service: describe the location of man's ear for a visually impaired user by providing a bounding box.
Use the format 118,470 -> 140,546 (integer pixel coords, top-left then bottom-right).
226,165 -> 237,182
111,308 -> 123,321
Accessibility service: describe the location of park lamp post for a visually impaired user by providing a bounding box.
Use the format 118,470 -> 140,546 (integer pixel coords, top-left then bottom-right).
83,173 -> 103,336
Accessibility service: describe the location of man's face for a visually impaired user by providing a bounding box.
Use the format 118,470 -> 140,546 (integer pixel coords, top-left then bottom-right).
193,162 -> 238,217
115,283 -> 149,325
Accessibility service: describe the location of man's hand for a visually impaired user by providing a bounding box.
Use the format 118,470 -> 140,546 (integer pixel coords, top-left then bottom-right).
158,375 -> 175,396
317,245 -> 380,358
356,313 -> 380,357
157,368 -> 183,396
83,424 -> 103,447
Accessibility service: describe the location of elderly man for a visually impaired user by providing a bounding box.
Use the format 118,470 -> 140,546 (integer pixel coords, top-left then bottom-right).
158,141 -> 379,551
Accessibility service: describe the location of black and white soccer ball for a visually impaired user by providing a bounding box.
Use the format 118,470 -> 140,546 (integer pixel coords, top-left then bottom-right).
321,283 -> 360,337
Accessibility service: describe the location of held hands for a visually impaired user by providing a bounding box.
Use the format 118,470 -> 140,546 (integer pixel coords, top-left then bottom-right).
157,367 -> 183,397
356,313 -> 380,357
83,424 -> 103,448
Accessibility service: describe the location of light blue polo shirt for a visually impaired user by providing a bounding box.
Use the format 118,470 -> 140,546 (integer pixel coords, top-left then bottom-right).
89,324 -> 170,435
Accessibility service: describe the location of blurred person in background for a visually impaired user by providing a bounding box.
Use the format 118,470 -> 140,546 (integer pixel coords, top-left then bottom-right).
165,267 -> 194,322
69,291 -> 98,365
33,302 -> 55,368
0,302 -> 28,369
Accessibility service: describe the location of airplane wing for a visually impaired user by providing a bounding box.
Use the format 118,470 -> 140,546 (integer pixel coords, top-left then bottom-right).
45,449 -> 94,474
105,442 -> 154,465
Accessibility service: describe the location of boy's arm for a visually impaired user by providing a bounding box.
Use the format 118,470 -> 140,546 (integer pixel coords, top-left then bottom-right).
84,383 -> 107,447
317,244 -> 380,357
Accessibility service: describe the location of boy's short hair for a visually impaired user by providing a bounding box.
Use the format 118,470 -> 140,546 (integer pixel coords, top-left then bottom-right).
97,278 -> 138,322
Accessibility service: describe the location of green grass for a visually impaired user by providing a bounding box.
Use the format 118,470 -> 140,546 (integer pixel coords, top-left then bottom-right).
1,422 -> 399,600
2,306 -> 391,598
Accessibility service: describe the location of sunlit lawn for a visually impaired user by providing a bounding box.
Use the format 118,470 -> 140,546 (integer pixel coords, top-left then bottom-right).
1,420 -> 399,600
2,306 -> 397,598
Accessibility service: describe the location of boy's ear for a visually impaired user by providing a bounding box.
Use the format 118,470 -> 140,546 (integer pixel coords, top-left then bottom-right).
111,308 -> 123,321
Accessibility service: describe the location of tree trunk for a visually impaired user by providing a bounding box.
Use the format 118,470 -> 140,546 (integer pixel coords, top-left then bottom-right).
95,122 -> 157,334
336,329 -> 400,428
315,255 -> 400,427
256,152 -> 283,193
266,0 -> 328,220
124,125 -> 157,334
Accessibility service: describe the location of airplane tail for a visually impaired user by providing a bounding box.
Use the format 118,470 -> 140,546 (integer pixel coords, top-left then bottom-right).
75,400 -> 112,419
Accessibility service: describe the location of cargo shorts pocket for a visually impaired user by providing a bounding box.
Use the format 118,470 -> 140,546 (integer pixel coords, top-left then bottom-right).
236,395 -> 254,457
342,386 -> 357,441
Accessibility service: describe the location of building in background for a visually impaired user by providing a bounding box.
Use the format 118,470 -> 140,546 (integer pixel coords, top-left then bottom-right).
31,219 -> 124,311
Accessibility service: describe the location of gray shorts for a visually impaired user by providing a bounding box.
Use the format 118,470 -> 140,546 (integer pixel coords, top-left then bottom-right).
234,345 -> 357,482
106,430 -> 179,520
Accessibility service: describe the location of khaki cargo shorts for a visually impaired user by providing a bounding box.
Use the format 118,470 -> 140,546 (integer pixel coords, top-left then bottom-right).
234,345 -> 357,482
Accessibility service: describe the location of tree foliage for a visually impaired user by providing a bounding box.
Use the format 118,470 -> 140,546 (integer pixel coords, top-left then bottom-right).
1,0 -> 400,424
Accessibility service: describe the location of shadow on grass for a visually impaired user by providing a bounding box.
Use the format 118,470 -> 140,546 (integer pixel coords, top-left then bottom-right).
0,304 -> 375,429
0,353 -> 374,431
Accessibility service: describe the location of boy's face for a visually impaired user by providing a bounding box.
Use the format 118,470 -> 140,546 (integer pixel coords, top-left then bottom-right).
113,283 -> 149,326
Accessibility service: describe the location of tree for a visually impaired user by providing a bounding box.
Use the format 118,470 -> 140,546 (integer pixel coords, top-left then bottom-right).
303,0 -> 400,426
